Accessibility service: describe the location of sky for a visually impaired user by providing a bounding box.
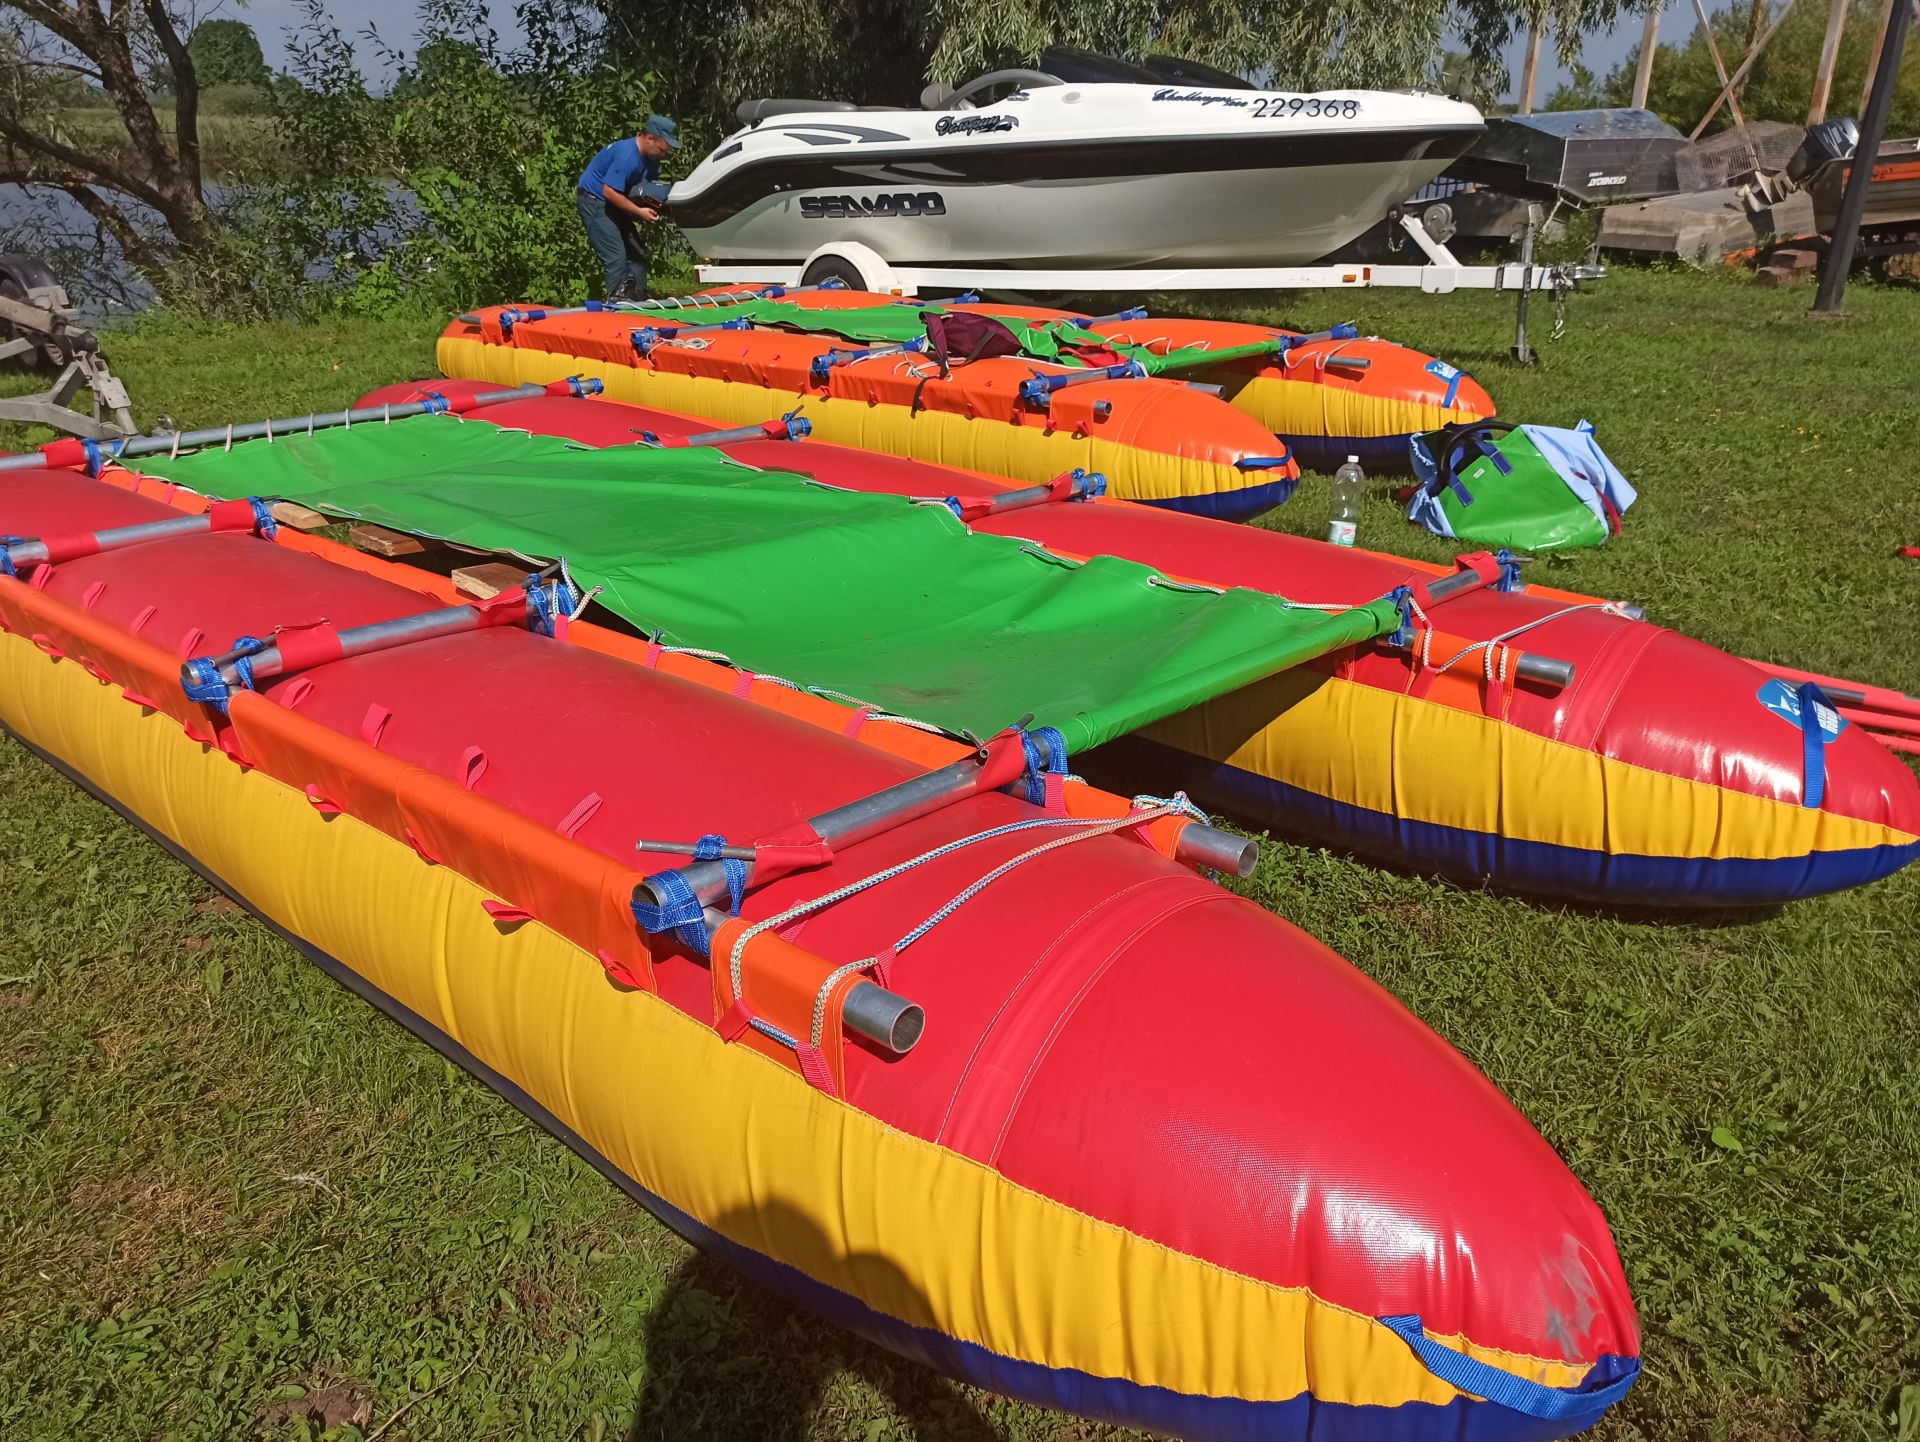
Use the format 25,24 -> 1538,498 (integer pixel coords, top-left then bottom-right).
232,0 -> 1679,103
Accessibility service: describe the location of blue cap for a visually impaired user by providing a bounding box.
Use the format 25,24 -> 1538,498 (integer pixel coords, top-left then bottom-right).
644,114 -> 678,147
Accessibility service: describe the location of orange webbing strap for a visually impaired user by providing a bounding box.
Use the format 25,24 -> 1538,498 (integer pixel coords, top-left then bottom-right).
708,917 -> 859,1097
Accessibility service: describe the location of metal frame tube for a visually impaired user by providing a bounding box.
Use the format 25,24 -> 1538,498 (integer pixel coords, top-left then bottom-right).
637,732 -> 1046,914
2,382 -> 573,475
1173,824 -> 1260,878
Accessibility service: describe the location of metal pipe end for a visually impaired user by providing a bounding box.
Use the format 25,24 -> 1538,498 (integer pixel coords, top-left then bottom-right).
843,981 -> 925,1055
1175,823 -> 1260,879
1517,656 -> 1577,690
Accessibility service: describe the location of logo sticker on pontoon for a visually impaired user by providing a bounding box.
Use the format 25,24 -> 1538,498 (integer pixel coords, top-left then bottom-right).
1757,679 -> 1849,737
799,193 -> 948,219
935,114 -> 1018,136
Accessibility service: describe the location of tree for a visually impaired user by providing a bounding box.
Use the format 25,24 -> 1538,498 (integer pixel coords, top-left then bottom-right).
1602,0 -> 1918,134
0,0 -> 220,296
187,15 -> 265,89
594,0 -> 1642,134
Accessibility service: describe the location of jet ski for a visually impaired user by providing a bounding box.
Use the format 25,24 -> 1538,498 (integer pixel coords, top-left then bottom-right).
668,48 -> 1486,272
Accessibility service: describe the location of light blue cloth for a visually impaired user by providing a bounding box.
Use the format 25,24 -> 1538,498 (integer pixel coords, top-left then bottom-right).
1407,420 -> 1635,539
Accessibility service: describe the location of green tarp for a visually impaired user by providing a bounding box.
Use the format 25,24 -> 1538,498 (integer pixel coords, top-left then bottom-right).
151,418 -> 1396,750
643,298 -> 1279,377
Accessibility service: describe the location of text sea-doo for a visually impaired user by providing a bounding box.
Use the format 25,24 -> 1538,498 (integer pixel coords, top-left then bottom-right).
667,49 -> 1485,271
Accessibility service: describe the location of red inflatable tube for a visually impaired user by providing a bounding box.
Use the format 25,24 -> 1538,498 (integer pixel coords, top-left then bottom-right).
0,464 -> 1640,1439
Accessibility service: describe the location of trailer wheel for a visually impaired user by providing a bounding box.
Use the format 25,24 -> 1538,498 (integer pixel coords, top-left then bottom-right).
800,252 -> 872,290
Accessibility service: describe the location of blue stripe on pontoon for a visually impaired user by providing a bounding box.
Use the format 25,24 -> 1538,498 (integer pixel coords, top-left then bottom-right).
1285,434 -> 1416,475
8,722 -> 1636,1442
1095,735 -> 1920,907
1147,475 -> 1297,521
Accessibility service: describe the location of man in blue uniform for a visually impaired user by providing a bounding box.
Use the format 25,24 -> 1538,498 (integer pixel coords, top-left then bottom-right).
576,114 -> 677,301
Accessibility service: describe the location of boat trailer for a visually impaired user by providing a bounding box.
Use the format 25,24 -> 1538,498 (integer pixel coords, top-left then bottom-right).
0,254 -> 137,441
694,212 -> 1603,365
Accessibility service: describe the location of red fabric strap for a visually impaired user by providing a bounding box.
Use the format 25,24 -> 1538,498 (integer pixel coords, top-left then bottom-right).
472,587 -> 528,625
944,495 -> 993,522
749,823 -> 834,886
37,531 -> 103,564
205,498 -> 260,533
716,998 -> 755,1042
795,1043 -> 839,1097
481,899 -> 535,924
36,438 -> 89,470
271,625 -> 344,673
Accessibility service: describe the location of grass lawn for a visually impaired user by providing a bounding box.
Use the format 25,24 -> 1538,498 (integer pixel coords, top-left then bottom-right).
3,268 -> 1919,1441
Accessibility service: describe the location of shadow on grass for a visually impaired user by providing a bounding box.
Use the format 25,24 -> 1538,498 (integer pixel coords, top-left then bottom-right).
626,1201 -> 1005,1442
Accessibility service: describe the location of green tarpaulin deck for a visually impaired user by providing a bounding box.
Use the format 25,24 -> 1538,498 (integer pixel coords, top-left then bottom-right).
636,298 -> 1281,377
148,417 -> 1396,751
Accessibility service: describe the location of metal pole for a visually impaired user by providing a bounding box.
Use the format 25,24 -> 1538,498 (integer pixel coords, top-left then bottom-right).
1632,2 -> 1663,108
1511,208 -> 1540,364
1808,0 -> 1851,122
0,381 -> 587,475
1814,0 -> 1912,311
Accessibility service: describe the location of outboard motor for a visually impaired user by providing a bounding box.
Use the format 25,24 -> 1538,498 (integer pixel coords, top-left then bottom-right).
1788,117 -> 1859,185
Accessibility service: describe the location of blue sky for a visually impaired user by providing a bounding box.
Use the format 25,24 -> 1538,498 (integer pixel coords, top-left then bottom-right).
234,0 -> 1675,101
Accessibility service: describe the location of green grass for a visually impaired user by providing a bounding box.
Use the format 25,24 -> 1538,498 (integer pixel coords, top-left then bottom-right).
3,269 -> 1920,1440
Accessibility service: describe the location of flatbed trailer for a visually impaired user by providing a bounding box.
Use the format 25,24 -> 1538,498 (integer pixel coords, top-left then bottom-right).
695,212 -> 1603,363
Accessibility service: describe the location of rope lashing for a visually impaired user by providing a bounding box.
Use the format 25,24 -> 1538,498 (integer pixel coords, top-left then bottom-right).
708,798 -> 1192,1053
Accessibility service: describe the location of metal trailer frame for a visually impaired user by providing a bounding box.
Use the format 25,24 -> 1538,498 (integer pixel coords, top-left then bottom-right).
695,211 -> 1603,363
0,256 -> 137,440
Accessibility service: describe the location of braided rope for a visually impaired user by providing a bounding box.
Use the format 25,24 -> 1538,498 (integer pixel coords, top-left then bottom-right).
801,800 -> 1185,1046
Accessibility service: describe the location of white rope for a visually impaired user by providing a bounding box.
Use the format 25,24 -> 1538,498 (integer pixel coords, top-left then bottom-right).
1417,600 -> 1630,676
223,424 -> 233,453
723,800 -> 1189,1047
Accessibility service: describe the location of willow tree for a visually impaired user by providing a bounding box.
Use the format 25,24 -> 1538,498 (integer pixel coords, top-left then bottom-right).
597,0 -> 1638,132
0,0 -> 222,291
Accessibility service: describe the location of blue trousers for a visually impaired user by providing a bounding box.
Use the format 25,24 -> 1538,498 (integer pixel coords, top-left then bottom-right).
577,190 -> 648,297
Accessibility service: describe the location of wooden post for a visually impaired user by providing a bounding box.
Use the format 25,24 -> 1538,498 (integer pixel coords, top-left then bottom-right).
1808,0 -> 1850,122
1860,0 -> 1899,115
1692,0 -> 1798,138
1632,2 -> 1663,108
1690,0 -> 1764,169
1518,27 -> 1545,114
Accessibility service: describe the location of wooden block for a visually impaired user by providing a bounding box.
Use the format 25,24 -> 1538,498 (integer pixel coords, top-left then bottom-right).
268,500 -> 330,531
349,523 -> 431,558
1753,263 -> 1810,289
1773,246 -> 1821,271
451,562 -> 527,600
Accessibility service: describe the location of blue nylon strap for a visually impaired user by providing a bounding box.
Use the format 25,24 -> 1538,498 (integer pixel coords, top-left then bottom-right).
524,574 -> 584,635
0,536 -> 21,580
1799,682 -> 1835,809
81,438 -> 105,477
1018,725 -> 1070,806
1386,585 -> 1416,647
630,867 -> 712,954
694,834 -> 749,917
1441,368 -> 1463,407
1378,1314 -> 1639,1425
420,392 -> 450,415
584,300 -> 607,312
246,497 -> 279,540
1494,548 -> 1522,592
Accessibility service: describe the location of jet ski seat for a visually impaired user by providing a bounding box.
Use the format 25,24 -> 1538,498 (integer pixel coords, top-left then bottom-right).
736,98 -> 858,125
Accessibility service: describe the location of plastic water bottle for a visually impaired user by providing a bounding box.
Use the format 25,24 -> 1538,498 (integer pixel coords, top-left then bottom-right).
1327,455 -> 1365,547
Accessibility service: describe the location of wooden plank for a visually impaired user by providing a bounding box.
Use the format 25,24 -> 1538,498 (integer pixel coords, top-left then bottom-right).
349,523 -> 431,558
451,562 -> 527,600
267,500 -> 329,531
1518,28 -> 1544,114
1632,4 -> 1663,109
1808,0 -> 1850,122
